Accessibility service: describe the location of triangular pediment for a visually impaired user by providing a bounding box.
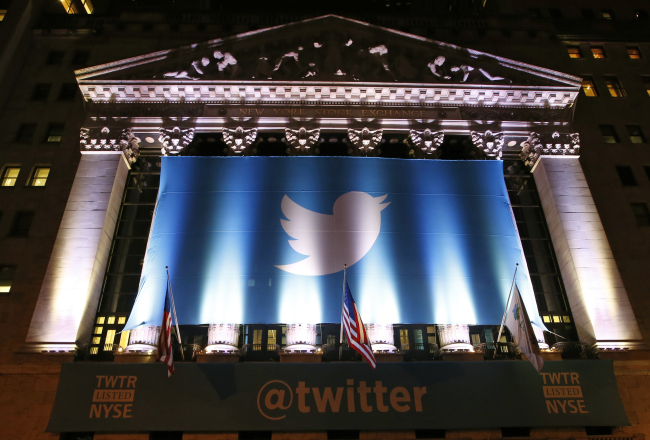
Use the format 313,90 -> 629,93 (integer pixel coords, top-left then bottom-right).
76,15 -> 580,88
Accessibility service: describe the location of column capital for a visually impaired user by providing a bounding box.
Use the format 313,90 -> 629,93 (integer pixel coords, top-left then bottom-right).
470,130 -> 504,160
285,127 -> 320,154
79,126 -> 141,165
159,126 -> 195,156
348,127 -> 383,156
410,128 -> 444,156
521,131 -> 580,170
223,126 -> 258,154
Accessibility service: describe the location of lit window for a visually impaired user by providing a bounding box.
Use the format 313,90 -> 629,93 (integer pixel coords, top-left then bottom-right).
599,125 -> 620,143
119,330 -> 130,349
107,316 -> 115,324
581,77 -> 598,97
60,0 -> 78,14
253,329 -> 262,345
0,266 -> 16,293
616,166 -> 637,186
470,334 -> 481,346
9,212 -> 34,237
602,10 -> 615,19
631,203 -> 650,226
96,317 -> 105,324
104,330 -> 116,350
604,76 -> 626,97
553,316 -> 561,323
567,47 -> 582,58
92,337 -> 101,344
118,317 -> 126,324
94,326 -> 103,335
0,10 -> 6,21
414,329 -> 423,344
1,167 -> 20,187
627,125 -> 647,143
628,47 -> 642,59
563,316 -> 571,323
543,316 -> 551,323
591,47 -> 606,59
643,77 -> 650,97
399,329 -> 409,346
81,0 -> 94,14
267,329 -> 277,346
426,326 -> 436,334
29,167 -> 50,187
89,347 -> 99,355
46,123 -> 64,143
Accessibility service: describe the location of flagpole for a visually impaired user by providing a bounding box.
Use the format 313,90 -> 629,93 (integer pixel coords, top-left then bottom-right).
166,266 -> 184,361
494,263 -> 518,359
339,264 -> 346,361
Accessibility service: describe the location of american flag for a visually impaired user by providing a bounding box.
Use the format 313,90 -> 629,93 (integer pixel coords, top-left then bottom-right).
341,272 -> 376,369
157,283 -> 174,377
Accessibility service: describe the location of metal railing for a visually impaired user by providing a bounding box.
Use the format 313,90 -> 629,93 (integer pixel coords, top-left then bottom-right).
243,344 -> 280,361
401,343 -> 439,361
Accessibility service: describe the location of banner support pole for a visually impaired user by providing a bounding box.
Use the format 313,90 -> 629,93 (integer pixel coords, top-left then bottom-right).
494,264 -> 518,359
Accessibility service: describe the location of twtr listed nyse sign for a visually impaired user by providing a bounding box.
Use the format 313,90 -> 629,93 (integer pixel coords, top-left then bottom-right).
47,362 -> 630,433
90,376 -> 137,419
257,380 -> 426,420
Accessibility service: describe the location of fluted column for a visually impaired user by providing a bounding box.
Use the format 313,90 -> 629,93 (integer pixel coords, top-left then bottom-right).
205,323 -> 240,353
125,325 -> 160,353
284,324 -> 317,353
437,324 -> 474,352
365,324 -> 397,353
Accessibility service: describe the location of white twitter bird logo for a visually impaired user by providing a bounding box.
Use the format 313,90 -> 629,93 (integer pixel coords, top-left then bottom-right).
275,191 -> 390,276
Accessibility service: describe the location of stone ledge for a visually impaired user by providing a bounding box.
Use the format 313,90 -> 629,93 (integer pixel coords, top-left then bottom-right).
197,353 -> 241,363
279,353 -> 323,363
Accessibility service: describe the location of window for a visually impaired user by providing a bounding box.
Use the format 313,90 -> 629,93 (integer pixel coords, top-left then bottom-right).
9,212 -> 35,237
528,8 -> 541,18
71,50 -> 90,66
599,125 -> 619,143
58,83 -> 77,101
15,124 -> 36,143
267,329 -> 276,346
628,47 -> 642,59
104,329 -> 116,351
644,77 -> 650,97
567,47 -> 582,59
253,329 -> 262,345
45,123 -> 64,143
399,329 -> 409,346
616,166 -> 637,186
414,329 -> 423,344
602,10 -> 615,19
627,125 -> 647,143
46,51 -> 65,65
31,84 -> 51,101
635,9 -> 649,19
581,77 -> 598,97
604,76 -> 626,97
591,47 -> 606,59
81,0 -> 94,14
581,9 -> 595,19
548,8 -> 563,18
631,203 -> 650,226
29,167 -> 50,186
1,167 -> 20,186
0,266 -> 15,293
60,0 -> 78,14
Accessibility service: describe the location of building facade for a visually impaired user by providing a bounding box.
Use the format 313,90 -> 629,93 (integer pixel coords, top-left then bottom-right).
1,1 -> 650,440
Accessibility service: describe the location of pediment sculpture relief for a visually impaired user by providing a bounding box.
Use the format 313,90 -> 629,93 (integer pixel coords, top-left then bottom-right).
157,29 -> 513,84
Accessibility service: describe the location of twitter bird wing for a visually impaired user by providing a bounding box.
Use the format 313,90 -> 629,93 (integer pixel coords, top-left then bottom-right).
280,195 -> 335,256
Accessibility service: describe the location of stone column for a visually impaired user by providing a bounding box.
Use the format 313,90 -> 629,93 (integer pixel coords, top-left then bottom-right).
22,152 -> 131,353
125,325 -> 161,353
284,324 -> 317,353
205,323 -> 240,353
437,324 -> 473,352
532,156 -> 643,350
365,324 -> 397,353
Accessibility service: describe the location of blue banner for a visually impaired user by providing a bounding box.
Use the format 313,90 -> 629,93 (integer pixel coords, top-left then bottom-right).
125,157 -> 541,328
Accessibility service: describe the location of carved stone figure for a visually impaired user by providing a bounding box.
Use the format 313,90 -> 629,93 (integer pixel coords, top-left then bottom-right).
159,126 -> 195,156
348,128 -> 383,154
285,127 -> 320,152
120,128 -> 141,164
410,129 -> 444,155
471,130 -> 505,159
223,127 -> 258,154
79,126 -> 120,150
520,131 -> 580,169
